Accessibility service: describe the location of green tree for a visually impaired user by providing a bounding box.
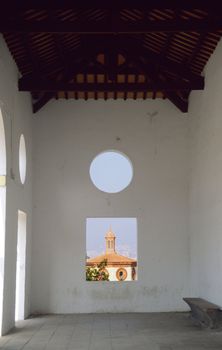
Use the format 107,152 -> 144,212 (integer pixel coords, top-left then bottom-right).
86,259 -> 109,281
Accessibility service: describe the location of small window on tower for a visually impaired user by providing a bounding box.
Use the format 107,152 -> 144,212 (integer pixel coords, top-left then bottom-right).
86,217 -> 137,282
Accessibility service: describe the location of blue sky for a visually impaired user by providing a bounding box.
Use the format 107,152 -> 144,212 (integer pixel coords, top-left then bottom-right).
89,151 -> 133,193
86,218 -> 137,259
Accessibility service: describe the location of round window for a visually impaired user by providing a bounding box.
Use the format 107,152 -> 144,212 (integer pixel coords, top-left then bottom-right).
19,134 -> 27,184
89,151 -> 133,193
116,268 -> 127,281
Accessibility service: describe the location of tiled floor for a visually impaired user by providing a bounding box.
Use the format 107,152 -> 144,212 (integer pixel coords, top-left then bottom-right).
0,313 -> 222,349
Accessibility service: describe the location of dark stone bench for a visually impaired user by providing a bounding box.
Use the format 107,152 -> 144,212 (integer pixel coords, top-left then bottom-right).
183,297 -> 222,329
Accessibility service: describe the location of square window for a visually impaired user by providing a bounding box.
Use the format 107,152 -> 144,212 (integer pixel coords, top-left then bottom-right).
86,218 -> 137,282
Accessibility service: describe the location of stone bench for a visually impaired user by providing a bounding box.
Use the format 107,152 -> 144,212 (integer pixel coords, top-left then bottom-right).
183,297 -> 222,329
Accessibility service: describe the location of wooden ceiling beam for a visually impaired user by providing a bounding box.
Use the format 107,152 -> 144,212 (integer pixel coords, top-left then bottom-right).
21,31 -> 54,113
31,41 -> 105,112
119,50 -> 158,81
80,35 -> 204,84
31,43 -> 102,112
1,0 -> 219,10
119,38 -> 205,83
158,72 -> 189,112
1,18 -> 222,33
104,36 -> 118,81
166,92 -> 188,113
18,79 -> 204,92
20,67 -> 141,85
33,93 -> 53,113
120,50 -> 189,113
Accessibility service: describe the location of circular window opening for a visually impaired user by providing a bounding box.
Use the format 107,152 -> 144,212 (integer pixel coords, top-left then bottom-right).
116,268 -> 127,281
19,134 -> 27,184
90,151 -> 133,193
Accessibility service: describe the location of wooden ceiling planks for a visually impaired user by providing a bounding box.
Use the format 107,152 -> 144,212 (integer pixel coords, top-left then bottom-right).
1,3 -> 222,113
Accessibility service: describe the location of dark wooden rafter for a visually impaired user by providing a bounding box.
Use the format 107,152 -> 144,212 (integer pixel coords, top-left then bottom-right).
33,10 -> 59,113
33,93 -> 53,113
143,75 -> 147,100
31,49 -> 162,113
32,37 -> 102,111
86,35 -> 205,84
186,11 -> 220,66
20,35 -> 205,112
1,17 -> 222,33
18,78 -> 204,92
28,65 -> 143,76
1,3 -> 221,113
32,42 -> 106,110
123,74 -> 127,100
119,37 -> 204,84
1,0 -> 221,10
120,50 -> 156,80
121,43 -> 189,112
105,35 -> 118,82
21,29 -> 54,113
158,9 -> 180,63
104,73 -> 108,100
166,92 -> 188,113
118,38 -> 203,112
133,75 -> 138,100
94,73 -> 98,100
158,10 -> 188,112
159,72 -> 189,112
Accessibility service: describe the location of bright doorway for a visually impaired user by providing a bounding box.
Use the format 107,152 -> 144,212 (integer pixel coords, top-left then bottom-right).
15,210 -> 27,321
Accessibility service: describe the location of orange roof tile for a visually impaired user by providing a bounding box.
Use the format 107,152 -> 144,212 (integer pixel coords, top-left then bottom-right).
86,252 -> 137,267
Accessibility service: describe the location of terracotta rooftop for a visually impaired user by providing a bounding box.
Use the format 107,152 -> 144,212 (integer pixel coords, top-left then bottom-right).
87,252 -> 137,267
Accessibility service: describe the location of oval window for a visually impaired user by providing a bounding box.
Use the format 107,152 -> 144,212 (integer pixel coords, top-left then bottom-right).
19,134 -> 27,184
116,268 -> 127,281
90,151 -> 133,193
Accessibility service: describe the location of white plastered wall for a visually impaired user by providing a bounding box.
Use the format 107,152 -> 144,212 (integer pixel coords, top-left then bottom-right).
189,38 -> 222,306
0,35 -> 32,335
0,24 -> 222,331
106,267 -> 134,282
31,99 -> 189,313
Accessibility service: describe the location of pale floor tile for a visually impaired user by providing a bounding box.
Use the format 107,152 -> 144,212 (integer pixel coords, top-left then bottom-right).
1,313 -> 222,349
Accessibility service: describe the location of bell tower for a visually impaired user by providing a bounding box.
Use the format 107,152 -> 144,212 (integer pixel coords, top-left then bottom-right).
105,227 -> 116,254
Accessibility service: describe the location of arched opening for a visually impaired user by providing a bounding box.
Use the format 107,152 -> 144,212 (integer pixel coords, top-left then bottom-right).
19,134 -> 26,185
0,109 -> 6,335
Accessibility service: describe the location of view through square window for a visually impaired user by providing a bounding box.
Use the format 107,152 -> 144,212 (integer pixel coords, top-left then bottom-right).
86,218 -> 137,282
